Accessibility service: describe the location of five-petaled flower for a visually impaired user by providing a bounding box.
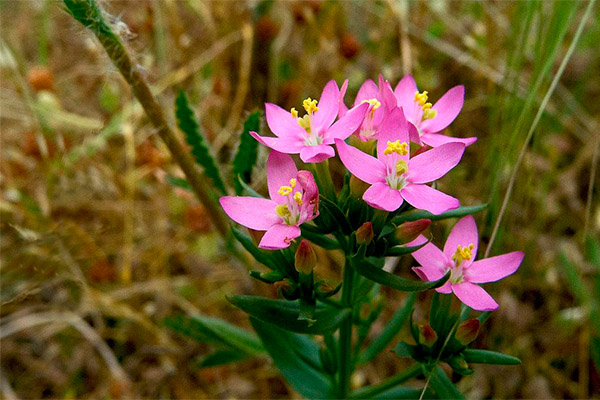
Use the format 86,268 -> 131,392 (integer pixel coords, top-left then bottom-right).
410,215 -> 524,311
250,80 -> 369,163
335,107 -> 465,214
338,75 -> 398,141
394,75 -> 476,147
219,151 -> 319,250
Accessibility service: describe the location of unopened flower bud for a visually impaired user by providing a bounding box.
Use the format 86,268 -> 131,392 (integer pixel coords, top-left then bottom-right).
455,319 -> 480,345
418,325 -> 438,347
295,240 -> 316,274
349,175 -> 370,198
395,219 -> 431,244
356,222 -> 374,245
447,356 -> 471,374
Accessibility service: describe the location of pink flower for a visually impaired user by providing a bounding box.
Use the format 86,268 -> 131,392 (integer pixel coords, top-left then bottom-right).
250,80 -> 369,163
411,216 -> 524,311
394,75 -> 476,147
335,108 -> 465,214
219,151 -> 319,250
338,75 -> 399,141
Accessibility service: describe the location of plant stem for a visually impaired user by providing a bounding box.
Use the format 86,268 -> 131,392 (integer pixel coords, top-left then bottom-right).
338,255 -> 354,399
350,363 -> 422,399
63,0 -> 229,238
312,160 -> 337,201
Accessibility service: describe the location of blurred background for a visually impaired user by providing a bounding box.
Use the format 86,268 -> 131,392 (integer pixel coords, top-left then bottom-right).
1,0 -> 599,398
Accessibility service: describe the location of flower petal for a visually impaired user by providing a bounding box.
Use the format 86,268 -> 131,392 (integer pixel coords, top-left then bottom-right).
249,131 -> 304,154
219,196 -> 280,230
338,79 -> 349,118
378,74 -> 397,112
259,224 -> 301,250
443,215 -> 479,261
452,282 -> 499,311
354,79 -> 379,105
408,142 -> 465,184
411,239 -> 449,277
297,170 -> 319,223
466,251 -> 524,283
394,75 -> 418,121
420,85 -> 464,134
376,107 -> 410,162
436,281 -> 453,294
400,184 -> 460,215
363,182 -> 404,212
265,103 -> 305,138
335,139 -> 386,184
325,102 -> 369,141
420,132 -> 477,147
312,80 -> 340,134
267,151 -> 298,203
299,144 -> 335,163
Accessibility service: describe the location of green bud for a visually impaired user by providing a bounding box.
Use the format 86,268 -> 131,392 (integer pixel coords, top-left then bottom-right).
455,319 -> 481,345
356,222 -> 374,245
447,355 -> 473,375
394,219 -> 431,244
418,324 -> 438,347
295,240 -> 317,274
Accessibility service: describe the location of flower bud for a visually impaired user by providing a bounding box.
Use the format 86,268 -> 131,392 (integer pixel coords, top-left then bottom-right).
447,356 -> 472,375
455,319 -> 481,345
418,325 -> 438,347
295,240 -> 317,274
394,219 -> 431,244
356,222 -> 374,245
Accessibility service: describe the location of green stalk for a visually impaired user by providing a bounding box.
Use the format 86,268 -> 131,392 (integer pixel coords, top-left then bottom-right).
350,363 -> 422,399
338,255 -> 355,398
311,160 -> 337,201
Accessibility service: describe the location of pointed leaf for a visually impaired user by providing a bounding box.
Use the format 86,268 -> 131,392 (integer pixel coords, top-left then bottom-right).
428,365 -> 465,399
385,241 -> 428,257
198,350 -> 249,367
391,204 -> 487,226
301,226 -> 340,250
233,112 -> 261,195
316,195 -> 353,234
175,90 -> 227,194
462,349 -> 521,365
166,175 -> 192,192
393,342 -> 416,358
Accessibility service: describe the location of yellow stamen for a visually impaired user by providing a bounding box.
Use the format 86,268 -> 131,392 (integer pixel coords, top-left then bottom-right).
297,114 -> 311,131
361,98 -> 381,110
414,91 -> 428,106
291,107 -> 298,119
276,204 -> 291,218
293,192 -> 303,205
422,108 -> 437,120
289,178 -> 296,188
395,160 -> 408,175
278,185 -> 293,196
383,140 -> 409,156
452,244 -> 475,265
303,98 -> 319,115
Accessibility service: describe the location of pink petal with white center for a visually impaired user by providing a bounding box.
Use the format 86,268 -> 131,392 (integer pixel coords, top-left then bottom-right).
249,131 -> 304,154
299,144 -> 335,163
363,182 -> 404,212
338,79 -> 349,118
394,75 -> 418,121
466,251 -> 524,283
266,151 -> 298,203
312,80 -> 340,134
408,142 -> 465,184
335,139 -> 386,184
421,132 -> 477,147
326,102 -> 369,141
259,224 -> 301,250
354,79 -> 379,105
443,215 -> 479,261
376,107 -> 410,162
400,184 -> 460,215
451,282 -> 499,311
219,196 -> 280,230
420,85 -> 464,134
265,103 -> 305,138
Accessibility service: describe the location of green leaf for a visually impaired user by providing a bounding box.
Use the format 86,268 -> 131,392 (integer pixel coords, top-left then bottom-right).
385,241 -> 428,257
316,196 -> 353,234
165,175 -> 192,192
164,314 -> 264,356
175,90 -> 226,194
391,204 -> 487,226
250,318 -> 333,399
371,386 -> 424,399
198,350 -> 249,367
428,365 -> 465,399
351,255 -> 450,292
301,227 -> 340,250
462,349 -> 521,365
234,175 -> 262,198
232,112 -> 261,195
227,295 -> 350,335
393,342 -> 415,358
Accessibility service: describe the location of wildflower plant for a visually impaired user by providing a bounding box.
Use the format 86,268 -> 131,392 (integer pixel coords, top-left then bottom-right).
64,1 -> 525,397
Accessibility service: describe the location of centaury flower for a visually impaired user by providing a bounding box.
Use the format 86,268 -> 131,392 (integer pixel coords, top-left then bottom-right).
335,108 -> 465,214
250,80 -> 368,163
219,151 -> 319,250
411,216 -> 524,311
394,75 -> 476,147
338,75 -> 399,141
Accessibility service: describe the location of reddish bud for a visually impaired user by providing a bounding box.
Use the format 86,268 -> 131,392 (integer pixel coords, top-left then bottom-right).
418,325 -> 438,347
27,66 -> 54,92
274,279 -> 293,293
295,240 -> 317,274
455,319 -> 481,345
356,222 -> 374,246
395,219 -> 431,244
339,32 -> 361,59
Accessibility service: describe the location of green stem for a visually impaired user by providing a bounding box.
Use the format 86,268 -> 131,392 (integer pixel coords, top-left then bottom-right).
312,160 -> 337,201
338,255 -> 354,398
350,363 -> 422,399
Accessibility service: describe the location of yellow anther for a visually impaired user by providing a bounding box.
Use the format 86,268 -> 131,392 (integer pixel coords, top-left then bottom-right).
278,185 -> 293,196
289,178 -> 296,188
422,108 -> 437,120
395,160 -> 408,175
303,97 -> 319,114
452,244 -> 475,264
383,140 -> 409,156
422,103 -> 432,111
297,114 -> 311,131
293,192 -> 303,205
361,98 -> 381,110
414,91 -> 428,106
276,204 -> 291,218
291,107 -> 298,119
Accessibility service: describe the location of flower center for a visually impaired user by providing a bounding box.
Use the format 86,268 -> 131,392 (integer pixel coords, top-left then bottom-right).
449,243 -> 474,283
276,178 -> 303,225
414,90 -> 437,121
291,97 -> 323,146
383,142 -> 409,190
